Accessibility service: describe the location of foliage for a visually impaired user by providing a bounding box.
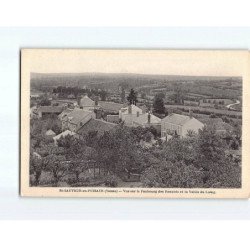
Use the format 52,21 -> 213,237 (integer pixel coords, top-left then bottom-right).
141,161 -> 204,188
127,88 -> 138,105
153,93 -> 165,114
104,175 -> 119,187
52,86 -> 108,101
163,137 -> 196,166
120,87 -> 126,103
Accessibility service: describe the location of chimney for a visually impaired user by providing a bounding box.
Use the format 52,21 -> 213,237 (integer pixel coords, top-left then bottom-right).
148,112 -> 151,123
128,105 -> 132,114
168,108 -> 173,116
137,111 -> 140,117
189,109 -> 193,118
142,106 -> 146,114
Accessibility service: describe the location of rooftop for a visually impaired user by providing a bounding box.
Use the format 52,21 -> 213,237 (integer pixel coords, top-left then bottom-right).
58,108 -> 74,120
80,95 -> 95,107
77,118 -> 117,136
53,130 -> 76,141
120,104 -> 143,114
133,113 -> 161,125
66,108 -> 93,125
37,106 -> 63,113
99,101 -> 124,112
162,113 -> 192,126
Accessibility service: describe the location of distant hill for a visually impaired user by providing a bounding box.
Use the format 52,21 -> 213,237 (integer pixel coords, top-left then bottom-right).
30,72 -> 242,91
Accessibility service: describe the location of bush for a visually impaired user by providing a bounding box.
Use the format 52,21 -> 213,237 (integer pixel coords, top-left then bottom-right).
104,175 -> 119,187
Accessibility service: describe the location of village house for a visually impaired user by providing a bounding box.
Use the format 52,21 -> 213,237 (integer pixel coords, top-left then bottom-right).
99,101 -> 124,113
58,108 -> 74,121
61,108 -> 96,132
36,106 -> 64,118
132,112 -> 161,132
79,94 -> 100,111
161,112 -> 204,139
119,104 -> 143,124
77,118 -> 117,137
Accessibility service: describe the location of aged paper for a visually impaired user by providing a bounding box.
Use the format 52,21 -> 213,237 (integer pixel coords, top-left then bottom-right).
21,49 -> 250,198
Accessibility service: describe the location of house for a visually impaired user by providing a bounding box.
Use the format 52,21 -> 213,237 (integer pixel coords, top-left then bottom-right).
161,112 -> 204,139
45,129 -> 56,137
53,130 -> 77,145
61,108 -> 96,132
58,108 -> 74,121
79,94 -> 99,111
99,101 -> 124,113
77,118 -> 117,137
36,106 -> 64,118
132,112 -> 161,132
119,104 -> 143,123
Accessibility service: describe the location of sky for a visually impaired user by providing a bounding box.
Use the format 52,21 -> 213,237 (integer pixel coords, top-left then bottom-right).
23,49 -> 248,77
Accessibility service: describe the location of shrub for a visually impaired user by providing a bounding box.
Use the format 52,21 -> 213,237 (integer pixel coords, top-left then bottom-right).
104,175 -> 119,187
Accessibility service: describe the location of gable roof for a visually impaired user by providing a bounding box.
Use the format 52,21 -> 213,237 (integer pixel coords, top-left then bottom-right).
80,95 -> 95,107
53,130 -> 76,141
66,108 -> 93,125
120,104 -> 142,114
38,106 -> 63,113
133,113 -> 161,125
77,118 -> 117,136
162,113 -> 192,126
99,101 -> 124,112
58,108 -> 74,120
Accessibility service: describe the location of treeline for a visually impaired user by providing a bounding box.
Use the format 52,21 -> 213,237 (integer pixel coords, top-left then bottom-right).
52,86 -> 108,101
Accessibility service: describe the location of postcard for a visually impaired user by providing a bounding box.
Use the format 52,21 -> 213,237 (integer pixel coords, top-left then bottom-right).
21,49 -> 250,198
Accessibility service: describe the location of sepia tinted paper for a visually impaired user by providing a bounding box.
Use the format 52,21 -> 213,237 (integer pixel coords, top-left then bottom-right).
21,49 -> 250,198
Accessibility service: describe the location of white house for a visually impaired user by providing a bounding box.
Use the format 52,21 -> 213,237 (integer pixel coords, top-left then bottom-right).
119,104 -> 143,124
161,112 -> 204,139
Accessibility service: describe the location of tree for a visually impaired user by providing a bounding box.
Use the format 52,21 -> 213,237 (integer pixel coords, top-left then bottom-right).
38,95 -> 51,106
168,86 -> 186,104
141,161 -> 204,188
163,137 -> 196,166
30,152 -> 43,186
99,90 -> 107,101
36,144 -> 69,186
46,154 -> 69,186
127,88 -> 138,105
192,126 -> 241,187
121,87 -> 126,103
141,92 -> 146,99
153,94 -> 165,114
194,126 -> 227,171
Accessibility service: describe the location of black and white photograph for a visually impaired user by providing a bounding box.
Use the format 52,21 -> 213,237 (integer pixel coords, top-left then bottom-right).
20,49 -> 249,198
